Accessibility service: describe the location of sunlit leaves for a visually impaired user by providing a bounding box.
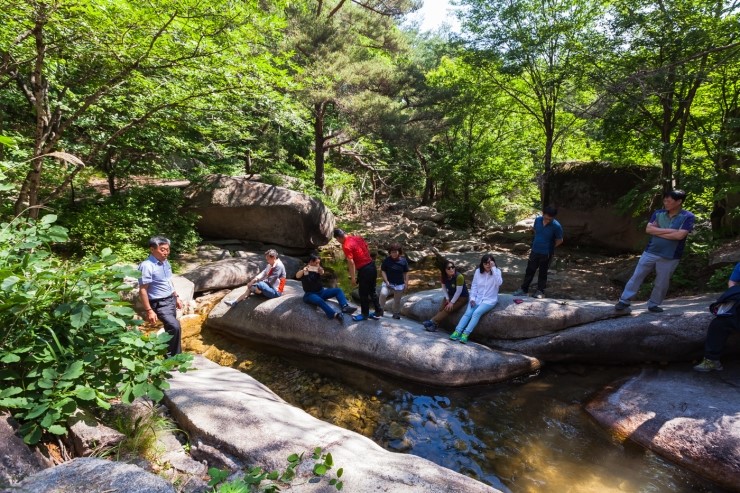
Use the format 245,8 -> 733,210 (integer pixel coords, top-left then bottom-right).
0,215 -> 192,444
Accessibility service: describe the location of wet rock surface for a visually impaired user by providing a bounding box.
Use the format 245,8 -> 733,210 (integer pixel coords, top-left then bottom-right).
164,355 -> 504,493
585,363 -> 740,491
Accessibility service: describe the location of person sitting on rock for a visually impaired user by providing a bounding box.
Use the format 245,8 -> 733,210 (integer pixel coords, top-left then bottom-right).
423,260 -> 469,332
379,243 -> 410,319
694,262 -> 740,372
296,254 -> 357,322
225,249 -> 286,306
450,254 -> 503,344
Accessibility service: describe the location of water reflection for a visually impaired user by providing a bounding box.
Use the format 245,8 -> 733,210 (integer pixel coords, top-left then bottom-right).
186,327 -> 724,493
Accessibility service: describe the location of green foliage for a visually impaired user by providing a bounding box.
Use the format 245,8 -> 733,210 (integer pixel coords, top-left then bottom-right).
208,447 -> 344,492
104,405 -> 180,461
708,265 -> 735,291
54,186 -> 200,264
0,215 -> 191,444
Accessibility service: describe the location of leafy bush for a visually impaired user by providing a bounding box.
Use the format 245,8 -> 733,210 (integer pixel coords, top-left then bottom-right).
708,265 -> 735,291
55,186 -> 200,264
208,447 -> 344,492
0,215 -> 191,444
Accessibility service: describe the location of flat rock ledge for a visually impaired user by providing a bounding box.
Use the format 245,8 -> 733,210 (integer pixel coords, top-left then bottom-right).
401,290 -> 629,339
585,364 -> 740,491
206,282 -> 541,386
489,294 -> 740,364
164,355 -> 503,493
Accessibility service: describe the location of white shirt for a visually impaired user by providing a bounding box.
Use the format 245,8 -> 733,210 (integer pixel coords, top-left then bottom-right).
469,267 -> 503,305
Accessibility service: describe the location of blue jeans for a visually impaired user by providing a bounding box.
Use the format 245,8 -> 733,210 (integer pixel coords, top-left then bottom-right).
253,281 -> 281,299
303,288 -> 349,319
455,301 -> 496,336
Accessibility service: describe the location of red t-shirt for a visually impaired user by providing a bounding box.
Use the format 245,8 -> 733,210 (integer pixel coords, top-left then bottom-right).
342,235 -> 372,269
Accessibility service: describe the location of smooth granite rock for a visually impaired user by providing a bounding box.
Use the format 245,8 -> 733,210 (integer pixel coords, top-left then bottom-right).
164,355 -> 504,493
206,281 -> 541,386
3,457 -> 175,493
585,364 -> 740,491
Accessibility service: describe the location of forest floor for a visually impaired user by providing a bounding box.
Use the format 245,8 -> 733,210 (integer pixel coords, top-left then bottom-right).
343,208 -> 722,302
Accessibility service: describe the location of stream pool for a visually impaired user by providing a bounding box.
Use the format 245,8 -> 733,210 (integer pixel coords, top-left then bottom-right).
185,324 -> 725,493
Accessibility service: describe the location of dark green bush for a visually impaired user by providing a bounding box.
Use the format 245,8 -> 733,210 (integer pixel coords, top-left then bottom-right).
55,186 -> 200,263
0,215 -> 191,444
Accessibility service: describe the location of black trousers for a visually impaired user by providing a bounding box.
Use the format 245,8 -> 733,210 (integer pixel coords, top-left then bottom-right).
357,262 -> 381,316
150,295 -> 182,356
521,252 -> 553,293
704,314 -> 739,360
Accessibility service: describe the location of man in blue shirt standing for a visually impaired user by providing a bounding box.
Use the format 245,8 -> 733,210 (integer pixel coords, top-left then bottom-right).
615,189 -> 695,313
513,206 -> 564,299
138,236 -> 182,356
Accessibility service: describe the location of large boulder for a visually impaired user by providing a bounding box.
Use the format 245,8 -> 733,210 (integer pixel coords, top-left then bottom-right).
585,365 -> 740,491
181,253 -> 302,293
5,457 -> 175,493
183,175 -> 335,251
0,413 -> 51,488
164,355 -> 504,493
206,281 -> 540,386
549,162 -> 660,253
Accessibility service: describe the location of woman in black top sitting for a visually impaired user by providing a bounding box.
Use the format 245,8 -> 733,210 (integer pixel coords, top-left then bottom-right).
296,254 -> 357,321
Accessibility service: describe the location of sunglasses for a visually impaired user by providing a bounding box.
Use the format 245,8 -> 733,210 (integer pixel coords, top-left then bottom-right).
446,266 -> 455,270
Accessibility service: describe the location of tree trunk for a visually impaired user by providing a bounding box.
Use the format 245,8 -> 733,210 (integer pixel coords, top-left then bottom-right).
313,102 -> 326,191
416,147 -> 434,205
541,114 -> 555,207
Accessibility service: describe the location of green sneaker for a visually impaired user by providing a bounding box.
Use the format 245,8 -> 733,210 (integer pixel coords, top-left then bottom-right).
693,358 -> 723,372
459,334 -> 469,344
449,331 -> 461,341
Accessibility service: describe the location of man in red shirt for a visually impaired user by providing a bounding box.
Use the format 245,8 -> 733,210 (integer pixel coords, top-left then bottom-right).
333,228 -> 382,321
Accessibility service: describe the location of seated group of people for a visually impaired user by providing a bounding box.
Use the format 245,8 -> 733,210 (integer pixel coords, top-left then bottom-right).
224,239 -> 505,344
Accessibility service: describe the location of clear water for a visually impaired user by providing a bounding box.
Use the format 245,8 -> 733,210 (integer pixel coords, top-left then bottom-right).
192,326 -> 725,493
190,255 -> 725,493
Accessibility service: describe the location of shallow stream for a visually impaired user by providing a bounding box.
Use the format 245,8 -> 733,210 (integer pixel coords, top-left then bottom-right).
181,255 -> 725,492
183,324 -> 723,493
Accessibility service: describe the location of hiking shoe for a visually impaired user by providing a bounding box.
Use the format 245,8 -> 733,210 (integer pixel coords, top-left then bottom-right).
693,358 -> 723,372
374,309 -> 384,317
449,331 -> 462,341
512,288 -> 526,296
334,312 -> 344,322
533,291 -> 545,299
352,314 -> 367,322
368,312 -> 381,320
224,299 -> 239,307
459,334 -> 469,344
425,322 -> 438,332
341,304 -> 358,314
392,314 -> 401,320
648,306 -> 664,313
614,301 -> 630,311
